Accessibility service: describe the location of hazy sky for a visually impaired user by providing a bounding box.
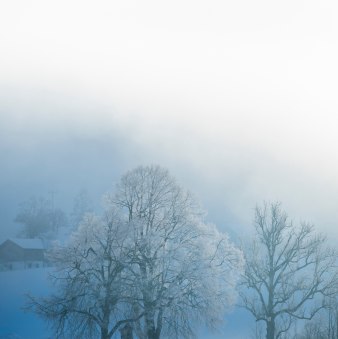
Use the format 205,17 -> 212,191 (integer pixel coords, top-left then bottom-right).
1,0 -> 338,239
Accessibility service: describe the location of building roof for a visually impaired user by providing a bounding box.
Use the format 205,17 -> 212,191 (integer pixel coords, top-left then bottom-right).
6,238 -> 45,250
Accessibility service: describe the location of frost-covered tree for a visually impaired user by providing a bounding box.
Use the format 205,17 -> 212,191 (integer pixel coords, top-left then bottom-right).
240,202 -> 338,339
28,165 -> 243,339
27,211 -> 143,339
106,165 -> 243,339
15,195 -> 67,238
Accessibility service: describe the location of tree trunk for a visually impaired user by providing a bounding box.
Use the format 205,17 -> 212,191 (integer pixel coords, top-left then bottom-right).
120,323 -> 134,339
146,317 -> 160,339
147,331 -> 160,339
101,305 -> 110,339
266,318 -> 275,339
101,326 -> 110,339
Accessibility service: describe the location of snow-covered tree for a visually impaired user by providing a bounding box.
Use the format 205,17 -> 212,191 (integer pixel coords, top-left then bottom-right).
28,165 -> 243,339
106,165 -> 243,339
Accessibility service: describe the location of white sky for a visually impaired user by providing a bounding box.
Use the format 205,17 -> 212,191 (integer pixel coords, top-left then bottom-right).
1,0 -> 338,236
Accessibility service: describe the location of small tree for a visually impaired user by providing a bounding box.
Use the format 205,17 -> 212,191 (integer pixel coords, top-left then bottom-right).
240,202 -> 338,339
293,298 -> 338,339
15,195 -> 67,238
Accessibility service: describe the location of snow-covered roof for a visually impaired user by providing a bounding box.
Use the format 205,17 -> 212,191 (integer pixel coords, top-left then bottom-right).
7,238 -> 45,250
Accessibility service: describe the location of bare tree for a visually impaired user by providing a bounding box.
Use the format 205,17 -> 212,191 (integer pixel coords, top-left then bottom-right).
293,298 -> 338,339
295,320 -> 328,339
26,211 -> 142,339
106,165 -> 243,339
15,195 -> 67,238
240,202 -> 338,339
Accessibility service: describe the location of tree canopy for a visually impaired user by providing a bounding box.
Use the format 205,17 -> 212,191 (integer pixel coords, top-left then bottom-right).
28,165 -> 243,339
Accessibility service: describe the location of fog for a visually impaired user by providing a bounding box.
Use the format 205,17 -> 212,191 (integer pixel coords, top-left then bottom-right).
1,0 -> 338,240
3,0 -> 338,267
2,88 -> 337,240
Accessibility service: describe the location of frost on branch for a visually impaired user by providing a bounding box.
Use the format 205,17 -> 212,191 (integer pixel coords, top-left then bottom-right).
27,165 -> 244,339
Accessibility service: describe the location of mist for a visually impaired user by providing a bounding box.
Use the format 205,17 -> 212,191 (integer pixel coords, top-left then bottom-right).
1,1 -> 338,338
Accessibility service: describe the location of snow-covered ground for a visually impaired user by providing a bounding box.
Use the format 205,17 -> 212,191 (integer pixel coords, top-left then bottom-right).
0,268 -> 52,339
0,268 -> 252,339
